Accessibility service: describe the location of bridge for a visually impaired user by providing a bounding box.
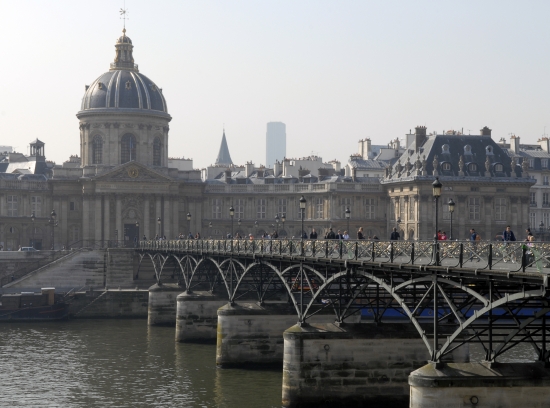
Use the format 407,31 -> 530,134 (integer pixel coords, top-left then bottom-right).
139,239 -> 550,407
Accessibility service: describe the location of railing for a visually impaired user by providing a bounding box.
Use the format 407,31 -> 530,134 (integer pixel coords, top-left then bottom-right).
139,239 -> 550,274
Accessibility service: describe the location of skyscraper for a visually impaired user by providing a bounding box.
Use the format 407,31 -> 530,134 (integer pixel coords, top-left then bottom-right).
266,122 -> 286,168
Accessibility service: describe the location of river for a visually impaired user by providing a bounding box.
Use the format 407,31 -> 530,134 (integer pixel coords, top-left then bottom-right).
0,320 -> 282,407
0,319 -> 540,407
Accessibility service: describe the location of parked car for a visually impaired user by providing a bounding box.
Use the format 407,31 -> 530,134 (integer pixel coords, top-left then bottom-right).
18,247 -> 38,252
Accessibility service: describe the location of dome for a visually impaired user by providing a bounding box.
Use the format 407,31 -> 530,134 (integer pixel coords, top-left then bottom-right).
80,71 -> 168,113
78,29 -> 169,116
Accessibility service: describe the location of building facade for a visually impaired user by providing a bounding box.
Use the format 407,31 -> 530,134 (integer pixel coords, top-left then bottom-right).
266,122 -> 286,168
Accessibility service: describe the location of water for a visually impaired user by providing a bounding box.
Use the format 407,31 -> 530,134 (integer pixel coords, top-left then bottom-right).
0,320 -> 282,408
0,320 -> 540,407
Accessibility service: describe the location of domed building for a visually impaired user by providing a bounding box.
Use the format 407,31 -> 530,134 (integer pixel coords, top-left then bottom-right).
77,29 -> 171,168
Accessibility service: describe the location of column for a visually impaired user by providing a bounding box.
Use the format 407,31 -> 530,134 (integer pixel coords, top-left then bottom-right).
155,196 -> 162,238
116,195 -> 122,243
60,199 -> 68,247
172,196 -> 179,237
95,195 -> 102,243
164,198 -> 171,239
143,196 -> 150,240
104,195 -> 110,244
82,196 -> 90,243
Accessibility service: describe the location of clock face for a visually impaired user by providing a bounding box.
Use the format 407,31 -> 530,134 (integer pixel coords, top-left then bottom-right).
128,167 -> 139,178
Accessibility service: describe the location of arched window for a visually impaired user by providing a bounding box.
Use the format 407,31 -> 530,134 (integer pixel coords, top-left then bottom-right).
92,135 -> 103,164
121,134 -> 137,164
153,137 -> 161,166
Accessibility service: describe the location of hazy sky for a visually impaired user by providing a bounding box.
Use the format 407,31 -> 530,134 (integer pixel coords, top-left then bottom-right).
1,1 -> 550,169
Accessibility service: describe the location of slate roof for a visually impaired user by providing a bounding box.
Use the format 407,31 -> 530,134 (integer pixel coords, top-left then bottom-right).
215,131 -> 234,166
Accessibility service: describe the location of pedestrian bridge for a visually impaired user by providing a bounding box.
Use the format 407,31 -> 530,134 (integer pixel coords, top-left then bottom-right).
138,238 -> 550,364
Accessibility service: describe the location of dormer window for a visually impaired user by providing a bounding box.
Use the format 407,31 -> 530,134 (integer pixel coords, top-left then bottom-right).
485,145 -> 493,155
464,145 -> 472,155
494,163 -> 504,172
441,162 -> 452,171
125,81 -> 132,90
468,163 -> 478,172
441,144 -> 450,154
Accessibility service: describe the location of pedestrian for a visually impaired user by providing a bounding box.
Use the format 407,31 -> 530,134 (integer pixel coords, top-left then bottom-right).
469,228 -> 480,262
525,228 -> 534,242
503,226 -> 516,242
440,231 -> 447,240
357,227 -> 365,240
309,229 -> 318,239
336,230 -> 343,239
142,234 -> 147,241
326,228 -> 336,239
302,232 -> 308,239
390,228 -> 400,241
343,230 -> 350,240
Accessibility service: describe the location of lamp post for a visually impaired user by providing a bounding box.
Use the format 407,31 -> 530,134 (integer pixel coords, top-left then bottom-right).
345,207 -> 350,237
448,198 -> 455,240
157,217 -> 161,238
229,206 -> 235,238
540,221 -> 545,240
432,177 -> 442,266
254,221 -> 258,237
30,212 -> 35,248
187,212 -> 191,237
208,221 -> 212,238
49,209 -> 57,250
135,221 -> 139,247
275,214 -> 280,236
281,213 -> 286,236
299,196 -> 306,241
238,218 -> 241,237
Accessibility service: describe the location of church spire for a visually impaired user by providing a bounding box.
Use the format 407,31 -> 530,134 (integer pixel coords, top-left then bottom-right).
110,28 -> 138,72
215,129 -> 234,166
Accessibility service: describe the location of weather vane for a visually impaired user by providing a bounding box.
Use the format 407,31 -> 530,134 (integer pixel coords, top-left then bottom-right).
120,3 -> 129,30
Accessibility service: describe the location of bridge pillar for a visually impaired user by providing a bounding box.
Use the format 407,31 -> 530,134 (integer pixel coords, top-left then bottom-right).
409,362 -> 550,408
282,322 -> 468,408
216,303 -> 356,368
148,283 -> 183,326
175,291 -> 227,343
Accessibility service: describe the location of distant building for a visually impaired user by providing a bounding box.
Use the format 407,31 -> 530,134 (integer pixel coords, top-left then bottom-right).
266,122 -> 286,168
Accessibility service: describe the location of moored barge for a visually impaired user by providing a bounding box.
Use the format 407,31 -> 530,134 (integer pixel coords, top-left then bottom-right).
0,288 -> 69,321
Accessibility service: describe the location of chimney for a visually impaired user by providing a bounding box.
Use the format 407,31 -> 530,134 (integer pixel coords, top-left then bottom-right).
245,161 -> 254,178
366,138 -> 372,159
352,166 -> 357,182
225,168 -> 232,184
480,126 -> 492,136
274,160 -> 281,177
539,137 -> 550,152
415,126 -> 427,153
257,168 -> 264,178
331,160 -> 341,172
510,135 -> 520,154
358,139 -> 366,159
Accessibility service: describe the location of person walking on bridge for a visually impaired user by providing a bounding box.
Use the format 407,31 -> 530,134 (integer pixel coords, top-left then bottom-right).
390,228 -> 400,241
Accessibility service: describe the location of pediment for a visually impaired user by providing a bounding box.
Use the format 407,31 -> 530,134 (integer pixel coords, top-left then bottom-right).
93,162 -> 172,182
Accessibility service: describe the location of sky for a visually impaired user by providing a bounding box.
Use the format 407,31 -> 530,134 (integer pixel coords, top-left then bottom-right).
1,1 -> 550,169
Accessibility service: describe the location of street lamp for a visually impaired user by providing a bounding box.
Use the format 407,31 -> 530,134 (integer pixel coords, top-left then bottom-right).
299,196 -> 307,241
208,221 -> 212,238
448,198 -> 455,240
254,220 -> 258,237
187,212 -> 191,238
275,214 -> 280,236
281,213 -> 286,236
30,212 -> 35,248
540,221 -> 545,240
345,207 -> 351,237
238,218 -> 241,237
157,217 -> 161,238
432,177 -> 442,265
50,209 -> 57,250
135,221 -> 139,246
229,206 -> 235,238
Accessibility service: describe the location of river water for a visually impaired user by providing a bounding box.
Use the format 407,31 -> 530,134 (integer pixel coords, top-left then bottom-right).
0,319 -> 539,407
0,320 -> 282,408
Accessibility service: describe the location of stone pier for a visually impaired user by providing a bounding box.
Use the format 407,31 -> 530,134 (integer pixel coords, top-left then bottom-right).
175,291 -> 227,343
282,322 -> 467,408
409,362 -> 550,408
216,302 -> 359,368
148,283 -> 184,326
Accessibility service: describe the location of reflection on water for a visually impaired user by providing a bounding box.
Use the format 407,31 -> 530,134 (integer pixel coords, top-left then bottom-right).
0,320 -> 282,408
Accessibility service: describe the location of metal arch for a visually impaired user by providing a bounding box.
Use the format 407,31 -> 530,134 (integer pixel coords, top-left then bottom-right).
172,254 -> 199,290
144,252 -> 170,283
232,260 -> 283,304
306,269 -> 434,354
190,256 -> 229,296
436,288 -> 547,361
135,253 -> 146,279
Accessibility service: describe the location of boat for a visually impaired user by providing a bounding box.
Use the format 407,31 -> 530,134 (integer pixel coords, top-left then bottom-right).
0,288 -> 69,321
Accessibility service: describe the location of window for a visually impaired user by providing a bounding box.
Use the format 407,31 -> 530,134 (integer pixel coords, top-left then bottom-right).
441,162 -> 451,171
92,135 -> 103,164
544,213 -> 550,229
257,199 -> 266,219
211,199 -> 221,219
495,198 -> 506,221
399,197 -> 405,221
494,163 -> 503,172
544,176 -> 549,186
7,195 -> 18,217
544,193 -> 550,206
277,198 -> 287,217
409,198 -> 415,221
235,199 -> 244,219
365,198 -> 375,220
543,159 -> 548,169
529,159 -> 535,169
121,134 -> 137,164
468,163 -> 478,172
469,197 -> 480,220
153,137 -> 161,166
530,212 -> 536,229
70,226 -> 80,243
341,197 -> 351,217
31,196 -> 42,217
70,201 -> 76,211
315,198 -> 324,219
530,192 -> 537,206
